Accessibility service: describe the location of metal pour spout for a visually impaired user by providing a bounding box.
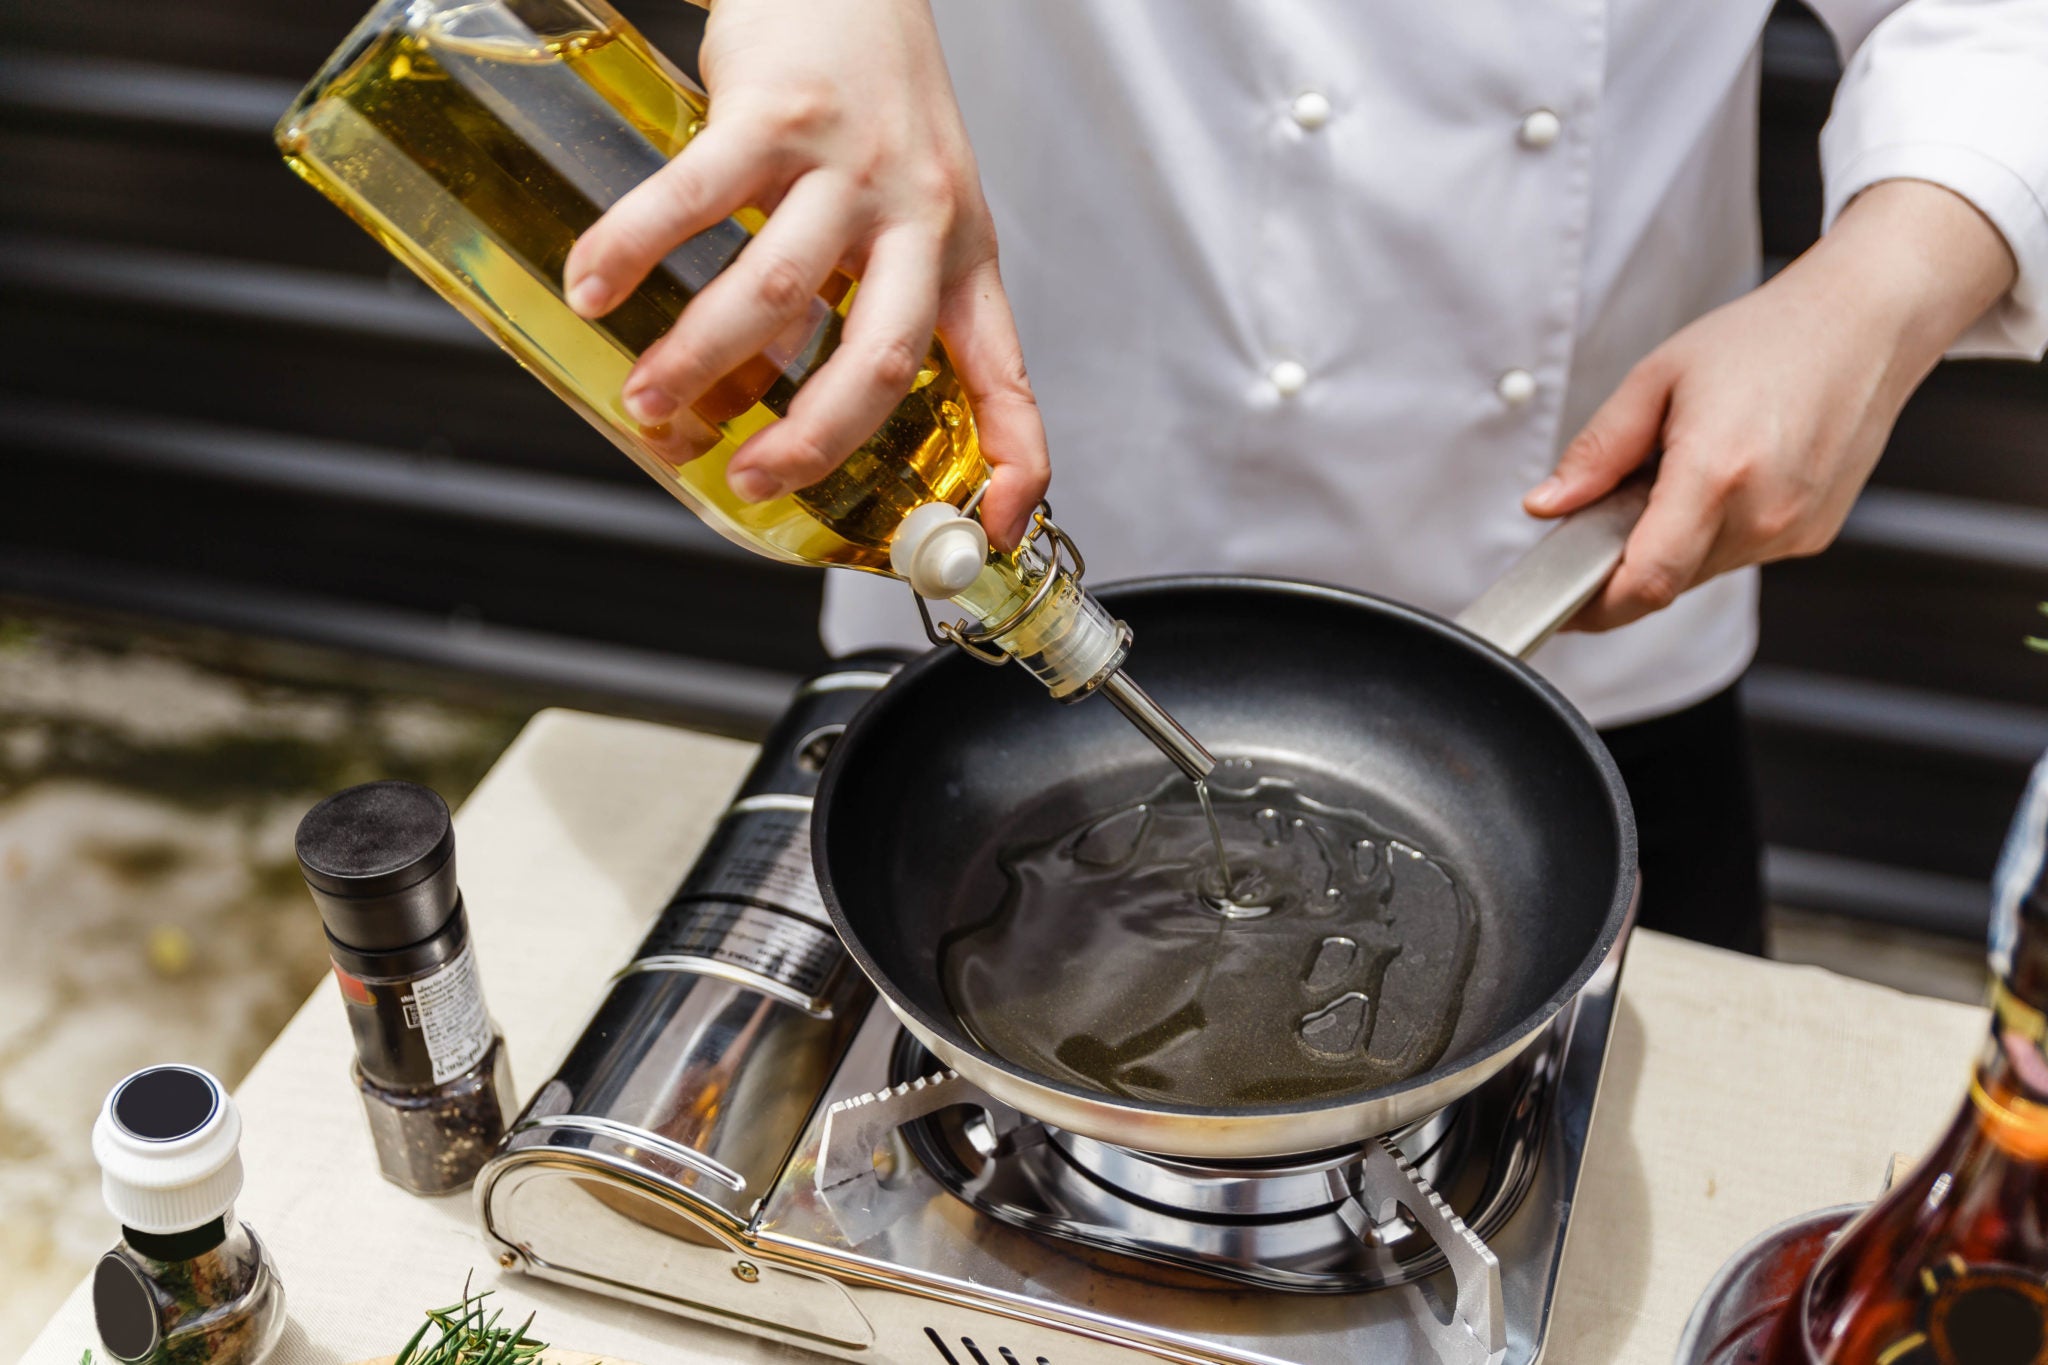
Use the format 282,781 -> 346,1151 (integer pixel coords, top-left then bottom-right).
1099,669 -> 1216,782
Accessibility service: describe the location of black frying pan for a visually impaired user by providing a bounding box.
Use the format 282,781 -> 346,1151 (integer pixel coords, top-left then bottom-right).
814,487 -> 1646,1159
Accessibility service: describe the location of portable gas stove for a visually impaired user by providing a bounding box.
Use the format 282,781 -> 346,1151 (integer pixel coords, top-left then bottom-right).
477,662 -> 1625,1365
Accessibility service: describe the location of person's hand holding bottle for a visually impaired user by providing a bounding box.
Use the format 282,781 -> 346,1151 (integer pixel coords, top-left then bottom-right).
564,0 -> 1048,549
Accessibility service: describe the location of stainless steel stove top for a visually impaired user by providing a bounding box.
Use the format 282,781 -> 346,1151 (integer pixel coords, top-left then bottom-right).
862,1016 -> 1556,1296
474,665 -> 1625,1365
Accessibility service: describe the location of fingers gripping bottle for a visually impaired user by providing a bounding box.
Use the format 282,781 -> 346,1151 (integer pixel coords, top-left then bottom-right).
276,0 -> 1210,778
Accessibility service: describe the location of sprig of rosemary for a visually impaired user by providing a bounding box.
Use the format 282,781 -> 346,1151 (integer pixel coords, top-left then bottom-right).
394,1279 -> 548,1365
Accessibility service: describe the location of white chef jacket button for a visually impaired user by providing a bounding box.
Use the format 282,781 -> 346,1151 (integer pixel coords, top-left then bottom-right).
1290,90 -> 1333,131
1269,359 -> 1309,397
1496,368 -> 1537,406
1518,108 -> 1562,149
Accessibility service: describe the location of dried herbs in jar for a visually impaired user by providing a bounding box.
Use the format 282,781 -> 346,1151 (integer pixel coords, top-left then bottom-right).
91,1066 -> 285,1365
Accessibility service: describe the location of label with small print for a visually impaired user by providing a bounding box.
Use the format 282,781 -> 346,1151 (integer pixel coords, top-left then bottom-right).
643,899 -> 845,1007
406,940 -> 494,1085
678,807 -> 828,925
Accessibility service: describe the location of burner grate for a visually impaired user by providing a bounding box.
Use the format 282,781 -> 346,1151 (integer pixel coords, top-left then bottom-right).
880,1020 -> 1561,1295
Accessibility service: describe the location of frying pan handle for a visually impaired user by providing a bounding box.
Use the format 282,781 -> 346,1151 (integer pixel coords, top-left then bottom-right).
1451,473 -> 1654,660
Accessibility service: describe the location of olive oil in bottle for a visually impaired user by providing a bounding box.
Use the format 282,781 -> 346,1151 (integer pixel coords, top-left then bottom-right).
277,1 -> 965,568
275,0 -> 1211,767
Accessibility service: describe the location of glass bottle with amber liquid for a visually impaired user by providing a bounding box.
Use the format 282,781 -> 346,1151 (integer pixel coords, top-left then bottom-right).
274,0 -> 1209,778
1765,752 -> 2048,1365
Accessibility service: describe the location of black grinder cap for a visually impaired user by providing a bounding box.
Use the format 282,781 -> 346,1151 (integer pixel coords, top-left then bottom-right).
296,780 -> 459,952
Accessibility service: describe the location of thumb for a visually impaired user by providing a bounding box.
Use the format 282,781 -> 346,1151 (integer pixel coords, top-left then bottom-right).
1526,357 -> 1671,518
935,259 -> 1049,550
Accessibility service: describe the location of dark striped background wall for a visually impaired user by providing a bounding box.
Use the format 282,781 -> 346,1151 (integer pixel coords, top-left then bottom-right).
1750,11 -> 2048,933
2,2 -> 2043,934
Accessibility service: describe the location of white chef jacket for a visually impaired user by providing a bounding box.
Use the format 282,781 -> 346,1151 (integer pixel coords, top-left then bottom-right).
821,0 -> 2048,726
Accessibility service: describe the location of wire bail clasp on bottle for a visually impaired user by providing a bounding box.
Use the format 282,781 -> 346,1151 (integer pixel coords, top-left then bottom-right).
913,495 -> 1089,667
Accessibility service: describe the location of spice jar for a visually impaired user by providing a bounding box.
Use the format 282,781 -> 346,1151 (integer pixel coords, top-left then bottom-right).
295,780 -> 512,1194
91,1065 -> 285,1365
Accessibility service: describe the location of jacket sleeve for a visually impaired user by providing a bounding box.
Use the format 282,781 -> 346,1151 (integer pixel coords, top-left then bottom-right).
1807,0 -> 2048,357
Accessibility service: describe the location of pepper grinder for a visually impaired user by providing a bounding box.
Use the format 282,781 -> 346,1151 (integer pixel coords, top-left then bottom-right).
296,780 -> 512,1194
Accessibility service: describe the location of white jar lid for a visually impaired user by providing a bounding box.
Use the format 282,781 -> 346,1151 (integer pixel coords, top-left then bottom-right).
92,1065 -> 244,1235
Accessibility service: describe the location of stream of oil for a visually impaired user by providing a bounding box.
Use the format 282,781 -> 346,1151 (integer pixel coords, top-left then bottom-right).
938,760 -> 1482,1106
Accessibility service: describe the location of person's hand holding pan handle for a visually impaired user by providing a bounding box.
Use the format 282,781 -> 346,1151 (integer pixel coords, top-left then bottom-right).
1525,180 -> 2015,633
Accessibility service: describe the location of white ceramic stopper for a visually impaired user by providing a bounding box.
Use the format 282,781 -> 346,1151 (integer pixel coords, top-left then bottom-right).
890,502 -> 990,599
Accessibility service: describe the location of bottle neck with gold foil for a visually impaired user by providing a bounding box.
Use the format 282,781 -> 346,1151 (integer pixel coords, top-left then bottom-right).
1994,759 -> 2048,993
1974,984 -> 2048,1161
1982,749 -> 2048,1080
1976,751 -> 2048,1154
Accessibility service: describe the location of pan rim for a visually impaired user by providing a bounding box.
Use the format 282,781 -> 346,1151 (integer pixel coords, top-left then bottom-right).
814,573 -> 1638,1127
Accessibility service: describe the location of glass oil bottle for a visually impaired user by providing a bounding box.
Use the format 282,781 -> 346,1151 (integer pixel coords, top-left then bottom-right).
1760,752 -> 2048,1364
274,0 -> 1210,778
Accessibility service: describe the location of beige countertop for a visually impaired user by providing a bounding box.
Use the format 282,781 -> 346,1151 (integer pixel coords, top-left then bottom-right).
23,709 -> 1991,1365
